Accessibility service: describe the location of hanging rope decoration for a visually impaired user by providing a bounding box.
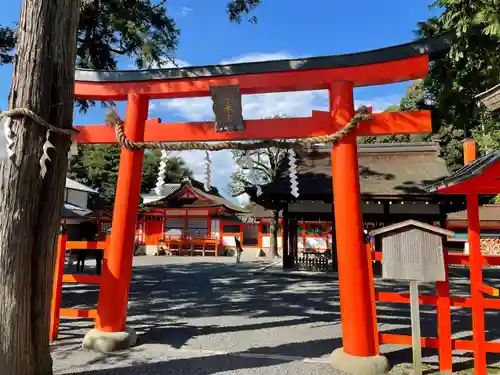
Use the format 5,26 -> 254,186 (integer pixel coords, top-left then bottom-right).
0,108 -> 78,177
155,149 -> 169,196
105,106 -> 371,151
2,116 -> 15,161
0,105 -> 370,182
204,151 -> 212,191
288,149 -> 299,198
39,130 -> 55,178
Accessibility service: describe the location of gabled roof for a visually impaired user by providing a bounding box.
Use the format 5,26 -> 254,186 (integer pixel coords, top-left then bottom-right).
142,179 -> 248,213
370,219 -> 454,238
257,143 -> 449,200
142,183 -> 182,203
65,178 -> 97,194
426,150 -> 500,194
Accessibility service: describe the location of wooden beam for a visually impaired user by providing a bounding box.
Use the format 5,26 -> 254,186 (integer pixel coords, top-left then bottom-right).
74,55 -> 429,101
73,110 -> 431,144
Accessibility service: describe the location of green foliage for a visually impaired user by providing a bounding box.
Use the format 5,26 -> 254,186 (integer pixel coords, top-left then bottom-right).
76,0 -> 179,70
0,26 -> 14,64
68,145 -> 192,205
433,0 -> 500,38
0,1 -> 263,68
227,0 -> 262,23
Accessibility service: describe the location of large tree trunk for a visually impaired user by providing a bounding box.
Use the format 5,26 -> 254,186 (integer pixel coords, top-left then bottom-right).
270,209 -> 280,258
0,1 -> 80,374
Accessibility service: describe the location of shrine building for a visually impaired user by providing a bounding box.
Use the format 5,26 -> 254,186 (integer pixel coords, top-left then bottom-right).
133,179 -> 249,255
249,142 -> 465,264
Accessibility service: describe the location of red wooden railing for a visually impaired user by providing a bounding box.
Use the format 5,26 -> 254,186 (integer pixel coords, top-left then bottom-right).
369,247 -> 500,372
49,235 -> 105,342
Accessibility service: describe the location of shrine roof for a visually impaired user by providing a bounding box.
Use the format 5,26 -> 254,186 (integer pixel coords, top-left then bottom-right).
65,178 -> 97,194
74,33 -> 452,83
476,83 -> 500,112
61,202 -> 93,219
142,180 -> 247,213
426,150 -> 500,194
255,142 -> 450,200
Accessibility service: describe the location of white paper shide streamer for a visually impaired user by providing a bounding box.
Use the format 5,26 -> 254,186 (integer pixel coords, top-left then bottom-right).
204,151 -> 212,191
155,150 -> 169,196
2,115 -> 15,161
288,149 -> 299,198
39,130 -> 55,178
245,152 -> 262,196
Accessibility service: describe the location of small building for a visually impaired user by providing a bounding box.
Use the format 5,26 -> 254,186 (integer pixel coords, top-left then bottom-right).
61,178 -> 99,240
136,179 -> 248,255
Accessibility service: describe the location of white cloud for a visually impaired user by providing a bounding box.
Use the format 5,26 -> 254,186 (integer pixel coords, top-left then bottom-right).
235,193 -> 250,206
150,52 -> 402,196
179,6 -> 192,17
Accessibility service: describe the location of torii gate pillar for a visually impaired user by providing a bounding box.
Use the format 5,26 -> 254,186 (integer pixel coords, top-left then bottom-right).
82,93 -> 148,352
329,82 -> 389,374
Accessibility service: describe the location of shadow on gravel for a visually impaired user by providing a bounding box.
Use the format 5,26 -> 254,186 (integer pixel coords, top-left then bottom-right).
58,337 -> 341,375
53,258 -> 500,373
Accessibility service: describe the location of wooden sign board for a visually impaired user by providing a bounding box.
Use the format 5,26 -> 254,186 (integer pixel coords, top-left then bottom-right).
210,84 -> 244,132
371,220 -> 453,283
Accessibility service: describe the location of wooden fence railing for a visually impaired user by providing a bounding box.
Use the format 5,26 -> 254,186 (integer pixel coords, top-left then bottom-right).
49,235 -> 105,342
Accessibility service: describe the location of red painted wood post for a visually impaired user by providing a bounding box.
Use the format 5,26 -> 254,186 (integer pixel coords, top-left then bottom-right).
330,81 -> 378,357
464,138 -> 476,165
436,248 -> 452,372
95,93 -> 149,332
50,233 -> 67,342
366,243 -> 380,354
467,193 -> 487,375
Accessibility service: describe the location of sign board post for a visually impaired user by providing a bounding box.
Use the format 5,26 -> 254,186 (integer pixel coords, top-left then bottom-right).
371,220 -> 454,375
409,280 -> 422,375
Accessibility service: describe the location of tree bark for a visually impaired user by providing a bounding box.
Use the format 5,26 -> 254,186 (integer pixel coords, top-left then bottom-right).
0,1 -> 80,374
270,209 -> 280,258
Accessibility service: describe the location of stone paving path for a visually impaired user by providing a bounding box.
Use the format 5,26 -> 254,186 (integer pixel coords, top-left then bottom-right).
51,256 -> 500,374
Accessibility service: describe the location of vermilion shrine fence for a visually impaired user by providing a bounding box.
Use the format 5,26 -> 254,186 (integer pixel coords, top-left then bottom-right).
50,236 -> 105,341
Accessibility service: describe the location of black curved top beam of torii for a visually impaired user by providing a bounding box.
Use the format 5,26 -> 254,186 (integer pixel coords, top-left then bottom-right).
74,32 -> 454,83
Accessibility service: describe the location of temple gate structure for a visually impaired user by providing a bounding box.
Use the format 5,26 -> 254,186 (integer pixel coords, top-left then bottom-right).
63,33 -> 455,373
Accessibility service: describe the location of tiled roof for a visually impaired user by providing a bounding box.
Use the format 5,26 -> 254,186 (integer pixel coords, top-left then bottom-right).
142,180 -> 247,213
61,202 -> 92,219
258,143 -> 450,199
426,151 -> 500,193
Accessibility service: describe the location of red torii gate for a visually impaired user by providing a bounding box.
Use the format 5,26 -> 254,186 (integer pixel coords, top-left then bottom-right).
71,34 -> 450,373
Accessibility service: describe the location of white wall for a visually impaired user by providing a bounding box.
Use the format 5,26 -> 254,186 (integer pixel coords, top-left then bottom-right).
211,219 -> 220,239
66,188 -> 89,209
262,235 -> 283,248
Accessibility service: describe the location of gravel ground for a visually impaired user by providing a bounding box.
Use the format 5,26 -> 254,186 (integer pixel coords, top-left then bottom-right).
51,256 -> 500,374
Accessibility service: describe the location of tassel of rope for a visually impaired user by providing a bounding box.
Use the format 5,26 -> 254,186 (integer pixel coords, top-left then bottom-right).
288,149 -> 299,198
155,150 -> 169,195
204,151 -> 212,191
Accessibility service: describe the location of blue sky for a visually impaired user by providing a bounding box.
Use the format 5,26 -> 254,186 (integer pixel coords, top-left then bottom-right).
0,0 -> 442,202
